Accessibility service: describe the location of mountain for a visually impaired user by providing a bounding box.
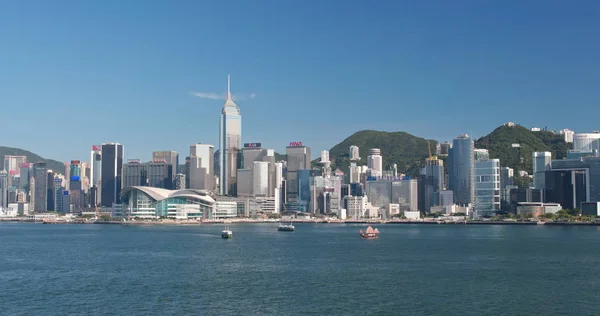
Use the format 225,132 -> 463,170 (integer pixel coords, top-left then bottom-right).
0,146 -> 65,174
316,125 -> 569,179
475,124 -> 570,173
322,130 -> 436,176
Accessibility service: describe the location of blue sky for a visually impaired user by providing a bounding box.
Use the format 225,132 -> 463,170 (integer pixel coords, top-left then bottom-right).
1,0 -> 600,162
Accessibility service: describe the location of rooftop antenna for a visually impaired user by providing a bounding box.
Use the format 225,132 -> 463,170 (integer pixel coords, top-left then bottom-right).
227,74 -> 231,99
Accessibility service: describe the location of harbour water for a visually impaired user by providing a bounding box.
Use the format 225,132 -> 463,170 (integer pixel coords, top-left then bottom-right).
1,223 -> 598,315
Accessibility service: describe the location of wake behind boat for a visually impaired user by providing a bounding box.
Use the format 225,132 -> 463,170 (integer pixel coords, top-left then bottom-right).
221,226 -> 232,238
360,226 -> 379,239
278,222 -> 295,232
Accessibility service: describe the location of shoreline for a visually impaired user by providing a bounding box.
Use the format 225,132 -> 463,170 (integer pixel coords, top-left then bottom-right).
1,218 -> 599,226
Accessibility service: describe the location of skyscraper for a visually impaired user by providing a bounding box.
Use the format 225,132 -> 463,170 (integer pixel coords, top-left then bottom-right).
533,152 -> 552,190
349,145 -> 360,161
100,143 -> 124,207
419,158 -> 444,213
189,144 -> 214,191
253,161 -> 270,196
32,162 -> 47,212
4,155 -> 27,174
219,75 -> 242,196
286,143 -> 311,203
367,148 -> 383,178
122,160 -> 145,188
90,145 -> 102,207
122,159 -> 174,189
47,170 -> 55,211
18,162 -> 31,192
474,151 -> 501,218
174,173 -> 186,190
4,155 -> 27,188
54,177 -> 66,213
152,151 -> 179,175
448,134 -> 475,206
0,171 -> 7,209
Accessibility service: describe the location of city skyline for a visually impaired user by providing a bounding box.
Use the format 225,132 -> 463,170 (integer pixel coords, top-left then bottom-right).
2,1 -> 600,162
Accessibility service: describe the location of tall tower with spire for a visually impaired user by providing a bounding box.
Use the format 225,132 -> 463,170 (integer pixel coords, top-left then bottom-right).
219,75 -> 242,196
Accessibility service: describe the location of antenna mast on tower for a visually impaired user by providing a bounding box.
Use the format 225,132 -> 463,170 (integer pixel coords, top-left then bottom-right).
227,74 -> 231,99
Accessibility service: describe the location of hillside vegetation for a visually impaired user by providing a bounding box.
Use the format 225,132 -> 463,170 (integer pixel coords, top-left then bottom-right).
320,130 -> 436,176
0,146 -> 65,174
315,125 -> 570,178
475,125 -> 570,173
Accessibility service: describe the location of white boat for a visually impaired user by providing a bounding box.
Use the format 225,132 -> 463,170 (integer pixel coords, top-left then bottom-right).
221,226 -> 233,238
278,222 -> 295,232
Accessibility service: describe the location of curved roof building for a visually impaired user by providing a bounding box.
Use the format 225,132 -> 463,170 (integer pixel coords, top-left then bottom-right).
121,186 -> 216,219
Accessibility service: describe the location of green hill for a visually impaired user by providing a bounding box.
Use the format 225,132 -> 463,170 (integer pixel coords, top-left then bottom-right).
320,130 -> 436,176
0,146 -> 65,174
313,125 -> 569,179
474,125 -> 570,173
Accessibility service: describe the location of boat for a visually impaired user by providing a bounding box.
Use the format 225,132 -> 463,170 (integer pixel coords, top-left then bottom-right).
278,222 -> 295,232
221,226 -> 233,238
360,226 -> 380,239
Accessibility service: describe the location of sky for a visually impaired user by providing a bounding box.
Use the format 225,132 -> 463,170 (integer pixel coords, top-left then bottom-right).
1,0 -> 600,162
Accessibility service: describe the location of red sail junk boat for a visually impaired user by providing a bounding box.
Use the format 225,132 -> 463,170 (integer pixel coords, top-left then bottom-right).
360,226 -> 380,239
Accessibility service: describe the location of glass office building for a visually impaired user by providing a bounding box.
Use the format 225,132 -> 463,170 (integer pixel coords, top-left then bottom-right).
448,135 -> 475,206
474,158 -> 501,218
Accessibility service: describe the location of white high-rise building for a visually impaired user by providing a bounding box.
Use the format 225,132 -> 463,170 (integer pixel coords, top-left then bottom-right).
320,150 -> 331,176
559,129 -> 575,143
189,144 -> 214,191
349,146 -> 360,161
219,75 -> 242,196
367,148 -> 383,177
3,155 -> 27,174
346,196 -> 379,219
474,156 -> 501,218
90,146 -> 101,187
3,155 -> 27,188
274,162 -> 283,192
533,152 -> 552,190
253,161 -> 269,196
573,132 -> 600,152
320,150 -> 329,163
349,163 -> 360,183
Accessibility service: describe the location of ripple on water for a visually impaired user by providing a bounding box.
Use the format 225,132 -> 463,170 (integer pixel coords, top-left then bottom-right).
1,223 -> 600,315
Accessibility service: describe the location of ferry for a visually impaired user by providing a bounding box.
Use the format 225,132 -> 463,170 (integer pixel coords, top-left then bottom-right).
221,226 -> 233,238
360,226 -> 380,239
278,222 -> 295,232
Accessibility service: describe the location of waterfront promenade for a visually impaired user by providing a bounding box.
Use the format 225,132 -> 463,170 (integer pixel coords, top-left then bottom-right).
1,217 -> 599,226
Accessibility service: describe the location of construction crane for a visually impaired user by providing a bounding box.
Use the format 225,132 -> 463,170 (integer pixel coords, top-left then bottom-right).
426,140 -> 438,162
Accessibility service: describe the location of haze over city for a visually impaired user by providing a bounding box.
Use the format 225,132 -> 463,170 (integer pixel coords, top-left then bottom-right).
2,0 -> 600,161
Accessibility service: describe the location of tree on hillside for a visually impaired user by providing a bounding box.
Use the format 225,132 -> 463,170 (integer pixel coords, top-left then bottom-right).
513,174 -> 533,188
321,130 -> 436,177
475,124 -> 570,173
